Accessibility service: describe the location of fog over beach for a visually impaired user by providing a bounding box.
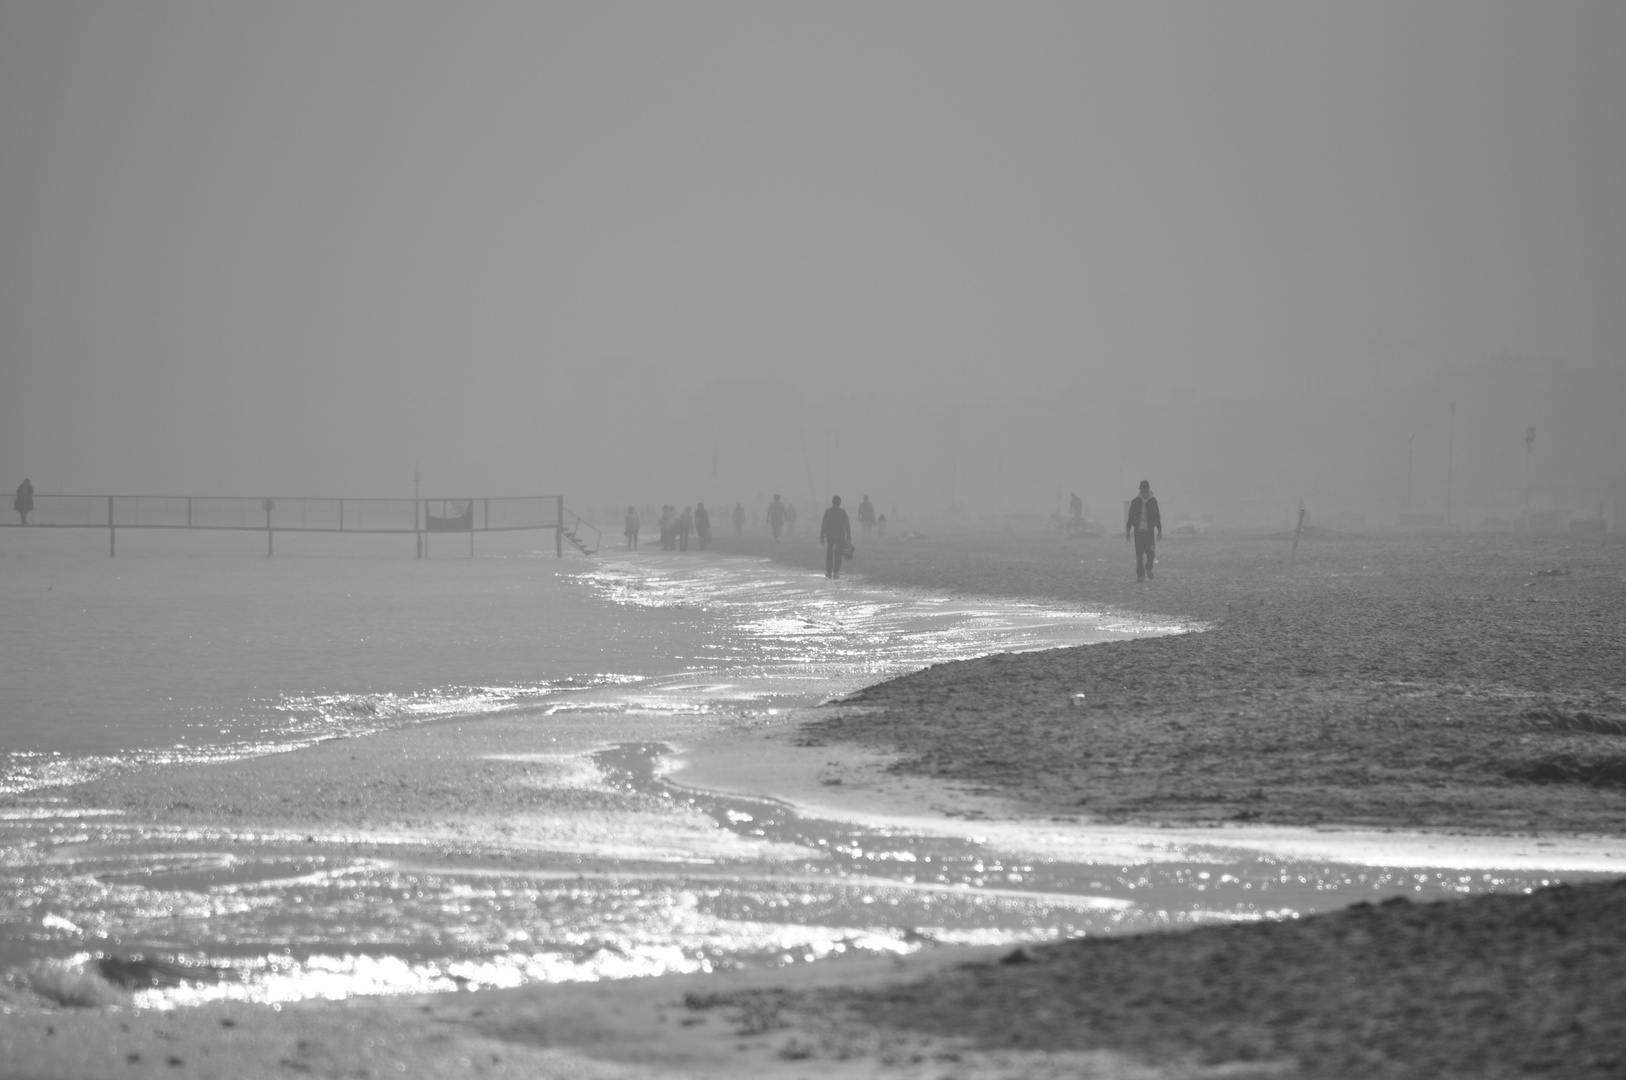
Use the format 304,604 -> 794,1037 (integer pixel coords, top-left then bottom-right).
2,3 -> 1625,1077
2,3 -> 1622,526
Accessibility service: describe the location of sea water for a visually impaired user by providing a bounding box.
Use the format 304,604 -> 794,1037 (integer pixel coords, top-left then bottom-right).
0,530 -> 1611,1008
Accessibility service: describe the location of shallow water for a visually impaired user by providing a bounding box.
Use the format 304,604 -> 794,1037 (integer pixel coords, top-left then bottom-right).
0,538 -> 1611,1009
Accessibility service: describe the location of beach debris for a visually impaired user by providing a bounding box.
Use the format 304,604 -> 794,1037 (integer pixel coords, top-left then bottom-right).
1069,693 -> 1087,708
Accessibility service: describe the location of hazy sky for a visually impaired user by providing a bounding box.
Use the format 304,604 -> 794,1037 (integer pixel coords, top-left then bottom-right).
2,2 -> 1622,518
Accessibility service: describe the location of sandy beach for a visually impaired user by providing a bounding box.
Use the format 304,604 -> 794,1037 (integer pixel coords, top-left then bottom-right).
5,527 -> 1625,1078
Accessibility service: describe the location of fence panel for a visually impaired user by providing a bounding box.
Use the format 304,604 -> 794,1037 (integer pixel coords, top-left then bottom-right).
189,498 -> 272,530
267,499 -> 341,532
484,496 -> 561,531
112,496 -> 189,527
337,499 -> 418,533
14,495 -> 108,527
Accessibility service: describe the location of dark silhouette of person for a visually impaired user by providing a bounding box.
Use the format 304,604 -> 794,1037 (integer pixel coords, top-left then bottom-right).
876,514 -> 886,539
732,503 -> 745,536
1070,492 -> 1084,528
624,505 -> 641,550
857,495 -> 875,538
14,479 -> 33,525
1125,480 -> 1162,581
694,502 -> 711,549
820,496 -> 852,579
677,506 -> 693,551
767,495 -> 786,541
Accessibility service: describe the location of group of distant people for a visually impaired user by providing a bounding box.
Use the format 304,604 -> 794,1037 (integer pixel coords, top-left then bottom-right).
622,503 -> 720,551
618,491 -> 892,580
614,483 -> 1158,583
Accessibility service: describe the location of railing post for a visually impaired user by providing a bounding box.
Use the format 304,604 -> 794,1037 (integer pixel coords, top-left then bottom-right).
108,496 -> 115,556
556,497 -> 563,558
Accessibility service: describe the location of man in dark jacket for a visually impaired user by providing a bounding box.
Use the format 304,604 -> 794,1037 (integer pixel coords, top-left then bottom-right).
694,502 -> 711,549
819,496 -> 851,579
1125,480 -> 1162,581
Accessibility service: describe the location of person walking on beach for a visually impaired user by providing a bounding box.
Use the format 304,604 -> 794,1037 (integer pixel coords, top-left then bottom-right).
767,495 -> 786,542
1125,480 -> 1162,581
14,479 -> 33,526
732,503 -> 745,536
820,496 -> 852,579
1070,492 -> 1084,529
857,495 -> 876,539
624,505 -> 641,550
694,502 -> 711,550
677,506 -> 694,551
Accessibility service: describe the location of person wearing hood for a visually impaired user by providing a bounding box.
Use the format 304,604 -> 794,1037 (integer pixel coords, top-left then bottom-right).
1125,480 -> 1162,581
14,479 -> 33,526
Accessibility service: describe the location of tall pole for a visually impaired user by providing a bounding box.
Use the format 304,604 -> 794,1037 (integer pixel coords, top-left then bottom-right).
1446,402 -> 1455,526
1525,426 -> 1535,528
1407,434 -> 1415,512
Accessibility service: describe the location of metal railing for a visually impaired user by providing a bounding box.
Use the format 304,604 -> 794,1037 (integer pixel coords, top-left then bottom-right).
562,506 -> 601,554
1,493 -> 582,557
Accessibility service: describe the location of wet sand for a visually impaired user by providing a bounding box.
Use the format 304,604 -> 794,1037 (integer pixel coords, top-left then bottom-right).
727,527 -> 1626,833
6,527 -> 1625,1078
